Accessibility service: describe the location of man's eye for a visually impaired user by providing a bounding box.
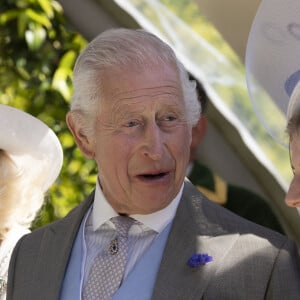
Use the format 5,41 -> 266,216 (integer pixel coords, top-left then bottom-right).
164,115 -> 176,122
126,120 -> 139,127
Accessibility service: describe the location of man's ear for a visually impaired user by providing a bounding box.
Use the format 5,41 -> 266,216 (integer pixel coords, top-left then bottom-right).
192,115 -> 207,145
66,111 -> 95,159
190,115 -> 207,161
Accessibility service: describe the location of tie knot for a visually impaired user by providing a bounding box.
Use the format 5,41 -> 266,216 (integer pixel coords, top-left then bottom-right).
111,216 -> 134,237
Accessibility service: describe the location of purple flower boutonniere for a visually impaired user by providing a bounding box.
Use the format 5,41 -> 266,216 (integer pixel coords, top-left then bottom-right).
187,253 -> 213,267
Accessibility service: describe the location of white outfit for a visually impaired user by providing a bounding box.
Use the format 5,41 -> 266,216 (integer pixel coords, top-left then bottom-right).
0,226 -> 30,300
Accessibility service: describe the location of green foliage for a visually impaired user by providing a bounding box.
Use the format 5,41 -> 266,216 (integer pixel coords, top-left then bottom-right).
0,0 -> 96,228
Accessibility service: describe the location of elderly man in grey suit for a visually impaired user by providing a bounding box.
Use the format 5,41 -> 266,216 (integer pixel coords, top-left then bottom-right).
7,28 -> 300,300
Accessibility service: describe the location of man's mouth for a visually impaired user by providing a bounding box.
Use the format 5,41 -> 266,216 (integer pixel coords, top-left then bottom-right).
137,171 -> 169,181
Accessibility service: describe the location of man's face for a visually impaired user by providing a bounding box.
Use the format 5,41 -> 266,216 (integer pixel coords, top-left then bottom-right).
93,64 -> 192,215
286,136 -> 300,213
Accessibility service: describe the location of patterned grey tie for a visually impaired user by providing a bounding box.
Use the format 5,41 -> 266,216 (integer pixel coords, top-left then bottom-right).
83,215 -> 134,300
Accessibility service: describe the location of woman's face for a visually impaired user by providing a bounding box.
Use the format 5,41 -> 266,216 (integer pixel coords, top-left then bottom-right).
285,136 -> 300,213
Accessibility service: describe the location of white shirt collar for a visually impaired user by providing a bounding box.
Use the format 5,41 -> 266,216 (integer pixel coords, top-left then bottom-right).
92,179 -> 184,234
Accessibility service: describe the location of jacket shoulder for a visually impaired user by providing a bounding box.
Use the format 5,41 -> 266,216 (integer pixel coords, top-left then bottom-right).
183,179 -> 289,246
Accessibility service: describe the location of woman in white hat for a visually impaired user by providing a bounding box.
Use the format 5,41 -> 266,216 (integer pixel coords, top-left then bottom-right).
246,0 -> 300,213
0,104 -> 63,299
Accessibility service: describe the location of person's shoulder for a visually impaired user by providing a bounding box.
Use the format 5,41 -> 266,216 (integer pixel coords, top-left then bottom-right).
14,190 -> 95,247
184,179 -> 289,246
227,183 -> 269,204
189,162 -> 284,233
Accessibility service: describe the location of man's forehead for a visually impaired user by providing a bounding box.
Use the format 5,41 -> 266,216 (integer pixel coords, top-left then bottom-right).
100,63 -> 184,109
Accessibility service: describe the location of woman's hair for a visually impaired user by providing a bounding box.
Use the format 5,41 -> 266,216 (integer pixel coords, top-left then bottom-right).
287,108 -> 300,141
70,28 -> 201,136
0,150 -> 44,240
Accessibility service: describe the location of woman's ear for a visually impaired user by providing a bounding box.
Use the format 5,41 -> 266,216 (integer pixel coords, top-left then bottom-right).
66,111 -> 95,159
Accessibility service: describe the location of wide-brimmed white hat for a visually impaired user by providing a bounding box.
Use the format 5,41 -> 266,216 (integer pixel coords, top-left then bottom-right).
0,104 -> 63,191
245,0 -> 300,147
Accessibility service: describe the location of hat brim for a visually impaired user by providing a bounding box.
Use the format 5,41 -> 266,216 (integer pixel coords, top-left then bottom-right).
0,104 -> 63,191
245,0 -> 300,147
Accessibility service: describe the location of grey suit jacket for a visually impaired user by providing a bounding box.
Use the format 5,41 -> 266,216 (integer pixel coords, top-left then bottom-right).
7,180 -> 300,299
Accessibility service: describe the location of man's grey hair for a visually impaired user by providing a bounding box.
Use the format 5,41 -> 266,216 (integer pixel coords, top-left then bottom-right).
70,28 -> 201,135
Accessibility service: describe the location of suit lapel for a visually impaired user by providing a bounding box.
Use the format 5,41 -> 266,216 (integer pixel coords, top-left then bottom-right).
31,192 -> 94,299
152,180 -> 239,300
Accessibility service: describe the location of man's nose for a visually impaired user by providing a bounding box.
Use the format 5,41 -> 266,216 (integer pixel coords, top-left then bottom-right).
141,123 -> 164,160
285,176 -> 300,208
